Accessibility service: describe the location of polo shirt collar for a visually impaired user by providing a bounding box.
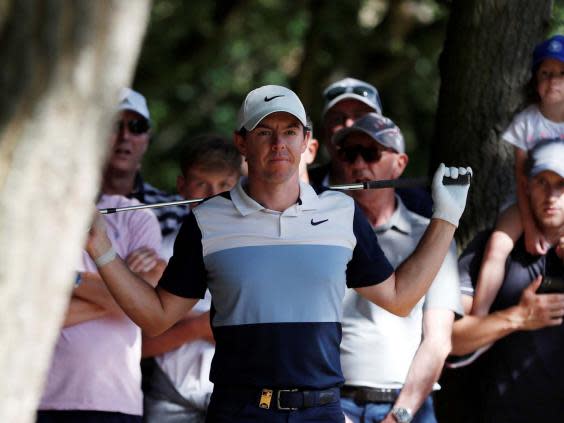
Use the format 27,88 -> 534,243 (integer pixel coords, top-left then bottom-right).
374,195 -> 412,235
231,177 -> 319,216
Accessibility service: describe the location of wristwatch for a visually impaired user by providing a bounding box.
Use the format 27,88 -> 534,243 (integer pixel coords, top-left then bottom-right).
391,407 -> 413,423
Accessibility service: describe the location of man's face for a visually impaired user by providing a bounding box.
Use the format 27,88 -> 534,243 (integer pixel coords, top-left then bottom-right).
177,165 -> 239,203
235,112 -> 309,184
107,110 -> 150,174
529,170 -> 564,232
339,132 -> 407,203
323,100 -> 375,159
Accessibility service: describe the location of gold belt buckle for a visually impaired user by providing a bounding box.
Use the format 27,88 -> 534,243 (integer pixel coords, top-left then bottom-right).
259,389 -> 273,409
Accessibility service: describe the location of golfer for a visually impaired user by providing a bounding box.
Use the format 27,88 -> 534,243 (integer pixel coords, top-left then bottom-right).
86,85 -> 471,423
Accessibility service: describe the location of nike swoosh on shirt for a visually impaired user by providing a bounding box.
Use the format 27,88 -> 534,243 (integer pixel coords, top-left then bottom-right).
264,95 -> 284,102
310,218 -> 328,226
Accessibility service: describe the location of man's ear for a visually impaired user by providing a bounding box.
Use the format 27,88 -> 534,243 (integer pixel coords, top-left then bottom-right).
301,129 -> 311,155
391,153 -> 409,179
305,138 -> 320,165
234,131 -> 246,157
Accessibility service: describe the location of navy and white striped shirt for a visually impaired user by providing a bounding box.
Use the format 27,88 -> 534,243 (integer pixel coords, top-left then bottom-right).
129,174 -> 187,237
159,179 -> 393,389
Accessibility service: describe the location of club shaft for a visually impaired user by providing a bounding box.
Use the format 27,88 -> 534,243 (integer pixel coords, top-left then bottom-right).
99,198 -> 203,214
329,174 -> 470,191
98,174 -> 470,214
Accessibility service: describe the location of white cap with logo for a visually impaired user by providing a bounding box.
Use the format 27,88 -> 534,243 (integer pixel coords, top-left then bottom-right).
118,87 -> 150,121
237,85 -> 308,131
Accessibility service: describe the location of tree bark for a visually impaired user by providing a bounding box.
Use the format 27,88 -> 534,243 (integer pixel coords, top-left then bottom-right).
0,1 -> 150,421
432,0 -> 552,248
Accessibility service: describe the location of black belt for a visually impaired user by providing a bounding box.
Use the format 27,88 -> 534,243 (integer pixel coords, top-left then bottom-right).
213,386 -> 340,410
341,385 -> 401,404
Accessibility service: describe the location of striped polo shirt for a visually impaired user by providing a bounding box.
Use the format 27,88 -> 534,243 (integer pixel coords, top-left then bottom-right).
158,179 -> 393,390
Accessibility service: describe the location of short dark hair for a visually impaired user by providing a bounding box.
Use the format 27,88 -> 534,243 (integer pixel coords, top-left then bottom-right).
179,134 -> 242,177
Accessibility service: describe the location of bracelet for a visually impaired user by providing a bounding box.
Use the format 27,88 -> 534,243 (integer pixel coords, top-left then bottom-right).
94,246 -> 117,268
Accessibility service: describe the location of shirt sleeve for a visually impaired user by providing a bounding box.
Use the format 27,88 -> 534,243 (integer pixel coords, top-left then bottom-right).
423,240 -> 464,316
157,212 -> 207,299
502,109 -> 528,151
346,203 -> 394,288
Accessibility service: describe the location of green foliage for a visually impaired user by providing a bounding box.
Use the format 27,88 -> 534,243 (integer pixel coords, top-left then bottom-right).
133,0 -> 558,191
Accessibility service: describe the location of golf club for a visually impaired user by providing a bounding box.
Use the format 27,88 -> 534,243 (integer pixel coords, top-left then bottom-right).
98,174 -> 471,214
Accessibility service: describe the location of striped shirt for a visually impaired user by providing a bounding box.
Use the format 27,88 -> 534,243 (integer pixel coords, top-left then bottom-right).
129,173 -> 187,237
158,179 -> 393,389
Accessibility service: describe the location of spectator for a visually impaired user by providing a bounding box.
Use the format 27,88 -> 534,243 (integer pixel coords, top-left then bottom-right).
142,134 -> 241,423
309,77 -> 432,217
471,34 -> 564,318
448,139 -> 564,422
102,88 -> 187,237
335,113 -> 462,423
37,106 -> 164,423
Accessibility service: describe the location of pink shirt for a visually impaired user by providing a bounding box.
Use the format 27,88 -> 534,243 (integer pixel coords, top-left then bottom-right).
39,195 -> 162,415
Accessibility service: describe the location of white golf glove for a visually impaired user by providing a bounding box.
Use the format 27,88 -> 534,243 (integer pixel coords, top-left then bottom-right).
431,163 -> 472,227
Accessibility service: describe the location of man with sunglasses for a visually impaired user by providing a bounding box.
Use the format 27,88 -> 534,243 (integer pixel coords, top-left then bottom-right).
84,85 -> 471,423
335,113 -> 462,423
309,77 -> 432,218
102,88 -> 187,239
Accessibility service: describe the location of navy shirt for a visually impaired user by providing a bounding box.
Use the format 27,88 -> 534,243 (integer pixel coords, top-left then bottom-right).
459,231 -> 564,422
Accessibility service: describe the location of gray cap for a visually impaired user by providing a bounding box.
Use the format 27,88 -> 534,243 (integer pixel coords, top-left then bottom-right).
528,138 -> 564,178
332,112 -> 404,153
118,88 -> 150,121
237,85 -> 308,131
322,77 -> 382,116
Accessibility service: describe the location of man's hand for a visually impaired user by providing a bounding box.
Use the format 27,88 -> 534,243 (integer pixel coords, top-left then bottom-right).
126,247 -> 160,273
505,276 -> 564,330
431,163 -> 472,227
85,209 -> 113,261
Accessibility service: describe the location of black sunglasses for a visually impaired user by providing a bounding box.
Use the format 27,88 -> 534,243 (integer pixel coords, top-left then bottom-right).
115,119 -> 150,135
337,145 -> 389,164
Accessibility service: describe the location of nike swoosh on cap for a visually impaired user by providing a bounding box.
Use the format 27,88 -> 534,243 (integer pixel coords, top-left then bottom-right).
264,95 -> 284,102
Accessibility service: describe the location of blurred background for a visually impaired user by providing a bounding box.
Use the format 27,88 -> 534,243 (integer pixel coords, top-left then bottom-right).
133,0 -> 564,191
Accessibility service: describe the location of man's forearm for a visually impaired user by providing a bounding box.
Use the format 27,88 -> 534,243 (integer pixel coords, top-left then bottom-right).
451,308 -> 519,355
142,311 -> 213,358
63,297 -> 110,327
393,309 -> 453,414
394,219 -> 456,314
95,255 -> 181,335
74,272 -> 123,314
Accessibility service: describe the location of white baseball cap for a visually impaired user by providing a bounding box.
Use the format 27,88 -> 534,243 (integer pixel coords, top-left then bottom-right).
528,138 -> 564,178
118,87 -> 150,121
322,77 -> 382,116
236,85 -> 308,131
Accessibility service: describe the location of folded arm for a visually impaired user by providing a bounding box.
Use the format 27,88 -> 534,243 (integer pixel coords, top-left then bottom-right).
142,311 -> 214,357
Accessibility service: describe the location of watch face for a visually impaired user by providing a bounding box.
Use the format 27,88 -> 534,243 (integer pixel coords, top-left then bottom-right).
392,407 -> 413,423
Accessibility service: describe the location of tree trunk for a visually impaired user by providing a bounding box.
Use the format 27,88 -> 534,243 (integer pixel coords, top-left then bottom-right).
0,1 -> 150,421
432,0 -> 552,248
